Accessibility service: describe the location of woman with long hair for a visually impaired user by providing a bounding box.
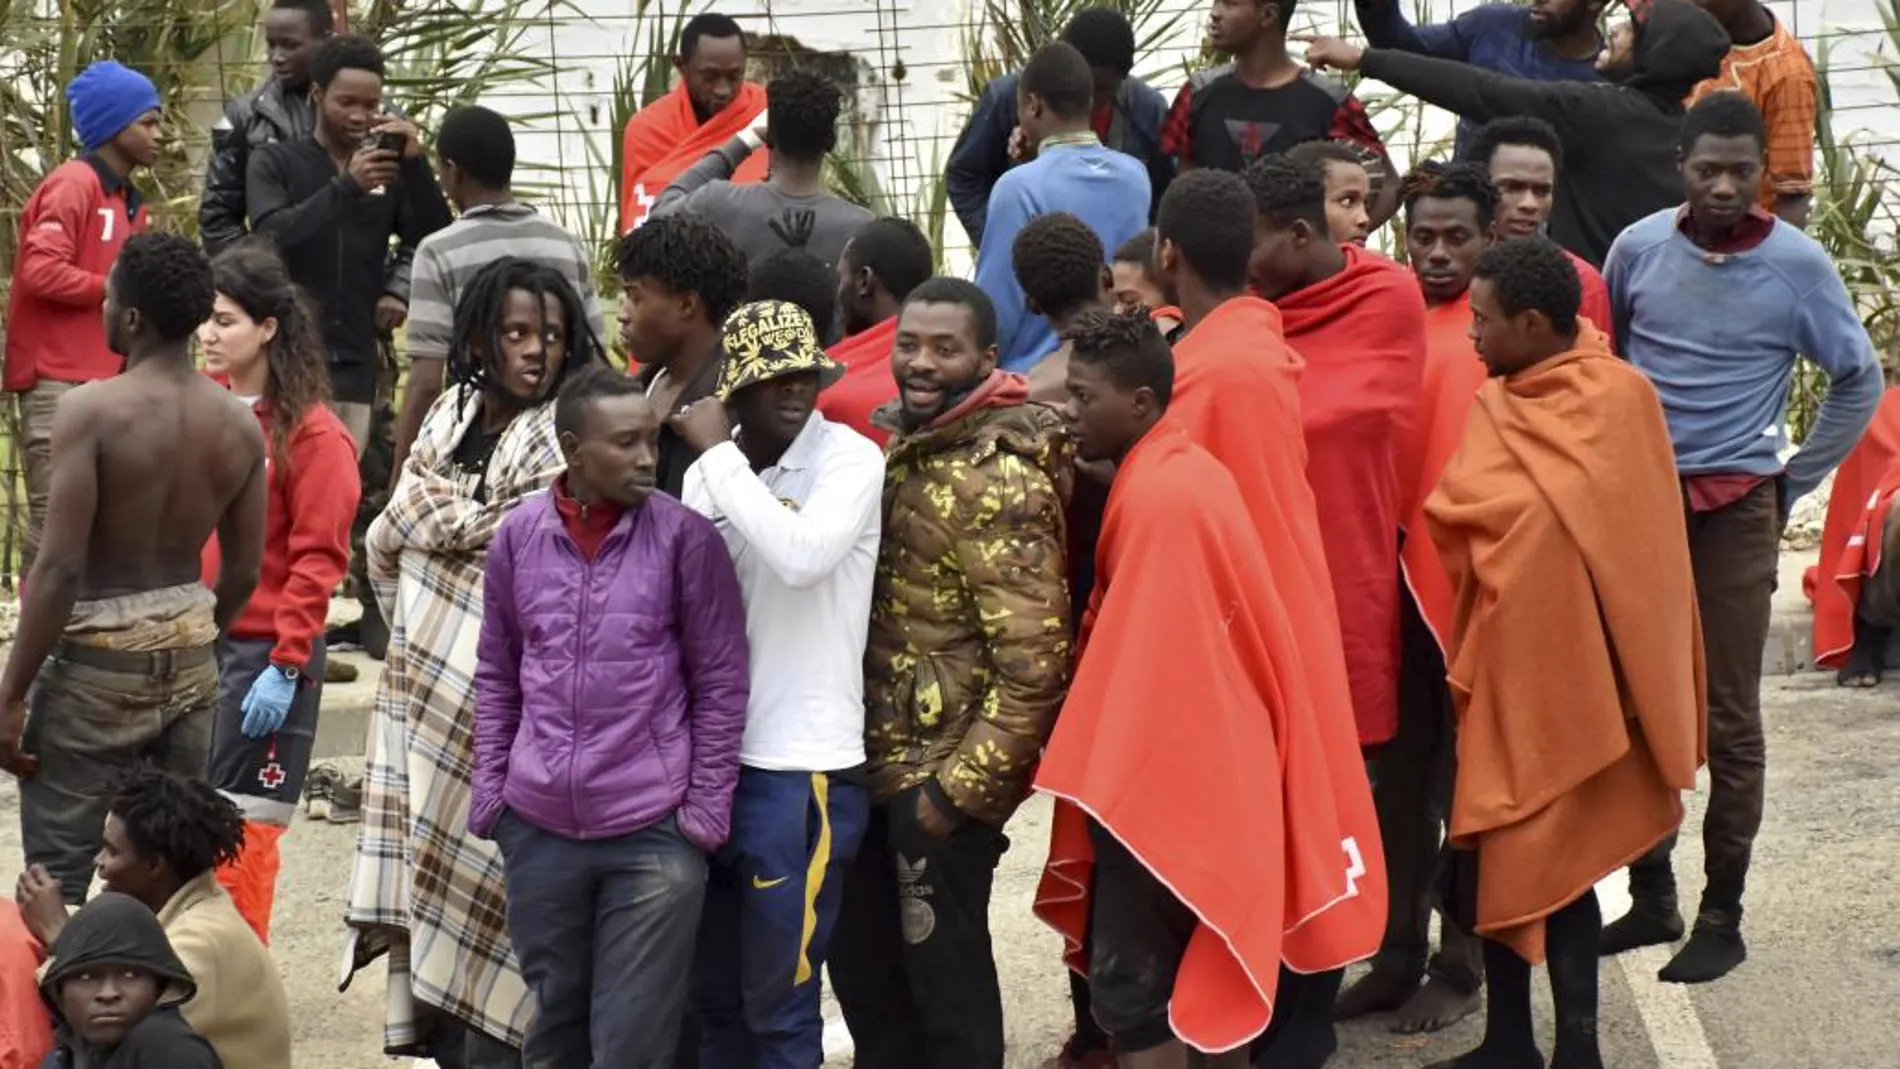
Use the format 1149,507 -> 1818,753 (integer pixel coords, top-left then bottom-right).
197,239 -> 362,942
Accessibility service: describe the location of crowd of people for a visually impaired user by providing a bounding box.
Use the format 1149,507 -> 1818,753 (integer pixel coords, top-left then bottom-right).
0,0 -> 1894,1067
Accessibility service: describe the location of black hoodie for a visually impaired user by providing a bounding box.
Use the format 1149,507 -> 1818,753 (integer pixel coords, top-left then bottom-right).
1359,0 -> 1729,265
37,894 -> 221,1069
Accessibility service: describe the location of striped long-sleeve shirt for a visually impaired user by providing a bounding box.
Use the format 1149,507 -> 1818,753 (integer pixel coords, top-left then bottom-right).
405,202 -> 607,364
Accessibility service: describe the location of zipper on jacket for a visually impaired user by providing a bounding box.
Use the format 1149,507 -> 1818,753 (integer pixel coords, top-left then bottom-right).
570,544 -> 590,829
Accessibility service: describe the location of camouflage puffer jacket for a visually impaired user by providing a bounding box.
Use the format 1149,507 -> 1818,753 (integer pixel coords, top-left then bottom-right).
863,398 -> 1074,827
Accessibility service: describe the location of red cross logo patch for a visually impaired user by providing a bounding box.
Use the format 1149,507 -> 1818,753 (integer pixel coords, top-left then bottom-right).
258,762 -> 286,790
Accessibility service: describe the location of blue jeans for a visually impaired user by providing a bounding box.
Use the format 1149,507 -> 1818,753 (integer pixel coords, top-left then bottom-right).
691,768 -> 869,1069
495,810 -> 707,1069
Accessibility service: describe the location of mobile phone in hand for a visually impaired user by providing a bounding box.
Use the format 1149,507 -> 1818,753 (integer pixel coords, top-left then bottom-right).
372,129 -> 404,155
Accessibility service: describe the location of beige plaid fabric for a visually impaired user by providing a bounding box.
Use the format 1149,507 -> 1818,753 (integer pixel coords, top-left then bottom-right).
342,388 -> 565,1052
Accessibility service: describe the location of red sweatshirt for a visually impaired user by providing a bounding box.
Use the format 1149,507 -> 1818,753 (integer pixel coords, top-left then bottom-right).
201,400 -> 360,669
3,157 -> 147,391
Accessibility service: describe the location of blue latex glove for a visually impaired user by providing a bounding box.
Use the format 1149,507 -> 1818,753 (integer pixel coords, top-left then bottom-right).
240,666 -> 298,739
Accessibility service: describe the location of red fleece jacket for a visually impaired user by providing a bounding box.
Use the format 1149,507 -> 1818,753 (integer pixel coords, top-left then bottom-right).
819,317 -> 898,446
1274,245 -> 1428,746
202,400 -> 360,669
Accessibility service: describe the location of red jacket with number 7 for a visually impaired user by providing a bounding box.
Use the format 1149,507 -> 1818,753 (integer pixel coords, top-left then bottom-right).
3,156 -> 148,391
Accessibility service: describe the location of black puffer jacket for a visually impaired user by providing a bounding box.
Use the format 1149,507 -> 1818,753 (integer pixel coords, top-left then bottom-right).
37,893 -> 222,1069
200,79 -> 315,255
1359,0 -> 1729,265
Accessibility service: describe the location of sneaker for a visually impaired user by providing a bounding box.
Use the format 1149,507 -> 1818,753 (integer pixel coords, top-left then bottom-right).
303,765 -> 337,821
326,771 -> 364,824
325,621 -> 364,653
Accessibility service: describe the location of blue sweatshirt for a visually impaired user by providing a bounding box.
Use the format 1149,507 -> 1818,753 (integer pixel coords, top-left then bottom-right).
1354,0 -> 1602,153
974,142 -> 1150,372
1605,208 -> 1882,503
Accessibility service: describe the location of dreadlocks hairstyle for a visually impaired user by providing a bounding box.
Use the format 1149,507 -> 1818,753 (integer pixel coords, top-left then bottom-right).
211,240 -> 330,472
616,213 -> 749,327
1680,90 -> 1766,156
1401,160 -> 1501,225
1060,6 -> 1137,76
1463,115 -> 1565,172
449,257 -> 604,413
107,768 -> 246,881
1020,41 -> 1096,119
1156,170 -> 1256,292
1063,309 -> 1174,406
904,277 -> 999,350
114,233 -> 215,344
748,248 -> 839,343
271,0 -> 335,34
1013,211 -> 1106,320
1243,153 -> 1331,232
311,33 -> 384,88
1287,139 -> 1370,173
1473,238 -> 1582,337
765,69 -> 843,162
843,216 -> 933,303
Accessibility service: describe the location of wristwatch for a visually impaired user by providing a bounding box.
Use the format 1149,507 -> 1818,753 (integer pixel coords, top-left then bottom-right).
276,665 -> 302,684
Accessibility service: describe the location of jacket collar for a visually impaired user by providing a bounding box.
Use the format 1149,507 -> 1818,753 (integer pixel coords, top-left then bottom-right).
83,154 -> 141,217
153,870 -> 223,929
740,411 -> 825,473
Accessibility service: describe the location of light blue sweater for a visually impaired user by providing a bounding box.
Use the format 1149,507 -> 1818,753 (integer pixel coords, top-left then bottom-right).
1605,209 -> 1881,503
973,142 -> 1150,372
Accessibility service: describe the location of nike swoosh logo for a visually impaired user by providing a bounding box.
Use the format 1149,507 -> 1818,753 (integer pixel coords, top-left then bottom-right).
752,875 -> 789,890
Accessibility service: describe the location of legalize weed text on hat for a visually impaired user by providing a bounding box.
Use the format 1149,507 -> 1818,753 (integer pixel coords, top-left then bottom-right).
717,300 -> 844,400
67,60 -> 162,152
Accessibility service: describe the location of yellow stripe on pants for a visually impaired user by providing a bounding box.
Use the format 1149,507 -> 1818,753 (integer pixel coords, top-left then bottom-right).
795,772 -> 834,985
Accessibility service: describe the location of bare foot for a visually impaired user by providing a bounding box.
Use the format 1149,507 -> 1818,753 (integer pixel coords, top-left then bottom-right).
1332,966 -> 1418,1021
1391,975 -> 1482,1034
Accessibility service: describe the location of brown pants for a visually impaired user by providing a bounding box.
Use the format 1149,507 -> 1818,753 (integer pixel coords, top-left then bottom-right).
17,380 -> 76,580
1628,481 -> 1778,925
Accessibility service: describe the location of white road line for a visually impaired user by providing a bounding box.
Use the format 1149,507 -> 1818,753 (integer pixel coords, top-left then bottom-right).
1596,869 -> 1722,1069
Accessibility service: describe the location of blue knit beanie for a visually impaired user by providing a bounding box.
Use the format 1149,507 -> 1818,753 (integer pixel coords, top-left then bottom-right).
67,61 -> 161,152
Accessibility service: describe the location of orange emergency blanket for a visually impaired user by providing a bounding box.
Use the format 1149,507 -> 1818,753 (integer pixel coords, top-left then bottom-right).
818,316 -> 898,446
1035,423 -> 1382,1052
1424,343 -> 1706,963
1398,295 -> 1490,651
1808,389 -> 1900,668
1035,298 -> 1385,1051
619,81 -> 770,233
1275,245 -> 1427,745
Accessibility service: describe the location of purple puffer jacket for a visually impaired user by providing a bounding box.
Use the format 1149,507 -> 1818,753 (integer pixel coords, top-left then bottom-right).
470,488 -> 749,849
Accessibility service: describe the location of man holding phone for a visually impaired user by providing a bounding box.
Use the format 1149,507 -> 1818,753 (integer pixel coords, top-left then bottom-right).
247,32 -> 451,451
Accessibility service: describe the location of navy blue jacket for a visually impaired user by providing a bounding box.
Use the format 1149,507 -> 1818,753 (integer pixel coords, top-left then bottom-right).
946,72 -> 1173,245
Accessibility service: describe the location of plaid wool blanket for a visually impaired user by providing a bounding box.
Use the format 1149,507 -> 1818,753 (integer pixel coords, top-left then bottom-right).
341,389 -> 564,1052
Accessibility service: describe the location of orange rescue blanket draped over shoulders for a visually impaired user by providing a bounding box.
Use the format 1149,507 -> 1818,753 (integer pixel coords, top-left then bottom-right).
1425,341 -> 1706,964
619,81 -> 770,233
1275,245 -> 1427,745
1808,388 -> 1900,668
1035,298 -> 1386,1052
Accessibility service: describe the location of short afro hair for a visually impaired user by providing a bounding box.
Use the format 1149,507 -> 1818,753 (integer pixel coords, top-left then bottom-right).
311,33 -> 384,88
842,216 -> 933,303
556,363 -> 650,439
765,68 -> 843,162
1063,309 -> 1174,407
902,276 -> 998,351
616,214 -> 750,327
1112,228 -> 1156,268
747,248 -> 839,344
113,233 -> 215,344
106,769 -> 245,881
680,13 -> 745,60
1464,115 -> 1564,173
1680,90 -> 1766,157
1021,41 -> 1095,120
1287,139 -> 1370,173
1157,169 -> 1256,291
1401,160 -> 1500,225
437,105 -> 516,189
1243,153 -> 1330,232
1060,6 -> 1137,76
1473,237 -> 1581,336
1013,212 -> 1105,320
271,0 -> 334,34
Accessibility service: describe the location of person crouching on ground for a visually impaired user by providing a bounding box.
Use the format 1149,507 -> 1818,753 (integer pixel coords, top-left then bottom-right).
197,240 -> 360,944
471,364 -> 751,1068
17,770 -> 292,1069
37,893 -> 221,1068
1422,237 -> 1705,1069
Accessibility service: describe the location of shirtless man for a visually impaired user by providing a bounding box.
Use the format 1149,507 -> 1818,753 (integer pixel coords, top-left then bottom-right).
0,233 -> 266,904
